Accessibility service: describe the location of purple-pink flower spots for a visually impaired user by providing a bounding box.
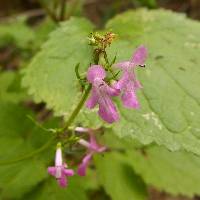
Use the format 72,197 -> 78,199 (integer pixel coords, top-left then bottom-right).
47,143 -> 74,187
77,130 -> 106,176
86,65 -> 120,123
86,45 -> 148,123
47,45 -> 147,188
48,129 -> 106,187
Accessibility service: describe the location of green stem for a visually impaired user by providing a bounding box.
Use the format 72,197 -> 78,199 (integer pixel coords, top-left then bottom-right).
65,0 -> 79,20
0,135 -> 56,166
0,83 -> 91,165
103,52 -> 116,77
53,0 -> 59,10
61,84 -> 92,133
38,0 -> 58,22
60,48 -> 101,133
59,0 -> 66,21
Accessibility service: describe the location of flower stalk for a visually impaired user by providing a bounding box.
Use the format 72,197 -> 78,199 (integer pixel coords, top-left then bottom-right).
61,84 -> 92,133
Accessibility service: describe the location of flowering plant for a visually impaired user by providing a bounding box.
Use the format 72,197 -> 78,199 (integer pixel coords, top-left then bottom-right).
0,6 -> 200,200
44,31 -> 147,186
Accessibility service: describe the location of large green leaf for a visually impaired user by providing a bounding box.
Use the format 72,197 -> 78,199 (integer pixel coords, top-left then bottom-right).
22,17 -> 94,117
33,18 -> 57,50
22,10 -> 200,155
0,71 -> 27,103
22,178 -> 88,200
101,132 -> 200,197
0,102 -> 52,199
0,159 -> 47,199
105,9 -> 200,155
0,101 -> 88,200
0,16 -> 35,48
129,146 -> 200,197
95,152 -> 147,200
0,102 -> 32,137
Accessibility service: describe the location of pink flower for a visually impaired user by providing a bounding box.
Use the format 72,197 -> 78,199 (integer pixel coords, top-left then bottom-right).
48,144 -> 74,187
86,65 -> 120,123
77,131 -> 106,176
114,45 -> 148,109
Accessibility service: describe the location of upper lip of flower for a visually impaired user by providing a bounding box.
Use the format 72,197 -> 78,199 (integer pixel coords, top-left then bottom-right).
77,131 -> 106,176
112,45 -> 147,109
86,65 -> 120,123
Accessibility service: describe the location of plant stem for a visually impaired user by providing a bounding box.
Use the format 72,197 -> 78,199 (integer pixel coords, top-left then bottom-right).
59,0 -> 66,21
61,84 -> 92,133
53,0 -> 59,10
65,0 -> 79,20
38,0 -> 58,23
60,47 -> 101,133
103,52 -> 116,77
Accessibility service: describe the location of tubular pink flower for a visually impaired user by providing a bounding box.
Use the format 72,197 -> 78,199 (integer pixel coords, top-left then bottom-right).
86,65 -> 120,123
77,132 -> 106,176
77,153 -> 93,176
115,45 -> 148,109
48,144 -> 74,188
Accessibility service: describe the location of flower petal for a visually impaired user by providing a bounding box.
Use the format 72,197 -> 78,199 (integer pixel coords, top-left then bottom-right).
114,71 -> 129,90
131,45 -> 148,66
89,133 -> 99,150
77,153 -> 93,176
48,167 -> 56,177
115,61 -> 131,69
55,147 -> 62,166
58,176 -> 67,187
86,87 -> 98,109
87,65 -> 106,83
134,79 -> 142,90
105,84 -> 120,96
121,88 -> 140,109
98,97 -> 119,123
63,169 -> 74,176
97,146 -> 107,152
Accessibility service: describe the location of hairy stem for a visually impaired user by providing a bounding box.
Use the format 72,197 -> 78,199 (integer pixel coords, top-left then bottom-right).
60,48 -> 100,133
0,84 -> 92,165
61,84 -> 92,133
103,52 -> 116,77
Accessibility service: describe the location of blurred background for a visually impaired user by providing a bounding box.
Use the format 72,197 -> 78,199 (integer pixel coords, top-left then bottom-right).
0,1 -> 200,200
1,0 -> 200,25
1,0 -> 200,71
